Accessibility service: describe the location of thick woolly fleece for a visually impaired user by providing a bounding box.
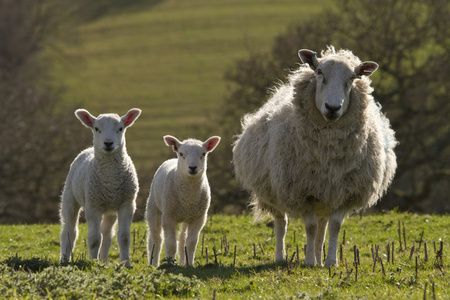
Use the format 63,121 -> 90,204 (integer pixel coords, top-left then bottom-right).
233,48 -> 397,220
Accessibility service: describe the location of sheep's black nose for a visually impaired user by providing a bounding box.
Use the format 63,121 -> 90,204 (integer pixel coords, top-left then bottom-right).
189,166 -> 197,172
104,141 -> 113,148
325,103 -> 342,113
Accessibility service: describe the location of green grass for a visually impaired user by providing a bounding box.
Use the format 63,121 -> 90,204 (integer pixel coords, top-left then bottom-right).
1,212 -> 449,298
51,0 -> 330,171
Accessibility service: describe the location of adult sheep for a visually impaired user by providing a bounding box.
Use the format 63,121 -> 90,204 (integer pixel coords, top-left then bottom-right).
60,108 -> 141,267
233,46 -> 397,267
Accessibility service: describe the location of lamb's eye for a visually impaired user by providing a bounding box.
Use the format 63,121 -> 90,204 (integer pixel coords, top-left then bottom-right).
317,69 -> 323,76
179,152 -> 184,157
95,127 -> 100,133
201,153 -> 206,158
117,127 -> 123,133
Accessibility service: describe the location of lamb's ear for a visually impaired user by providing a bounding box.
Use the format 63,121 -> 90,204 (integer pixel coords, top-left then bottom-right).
204,136 -> 221,152
298,49 -> 319,70
355,62 -> 378,77
122,108 -> 141,128
75,109 -> 96,128
164,135 -> 181,153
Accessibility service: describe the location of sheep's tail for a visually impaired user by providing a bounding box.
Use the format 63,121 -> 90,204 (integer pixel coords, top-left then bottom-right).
249,195 -> 271,223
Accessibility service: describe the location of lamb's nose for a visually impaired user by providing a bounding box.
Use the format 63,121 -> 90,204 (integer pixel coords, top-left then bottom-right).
189,166 -> 197,172
104,141 -> 113,148
325,103 -> 342,113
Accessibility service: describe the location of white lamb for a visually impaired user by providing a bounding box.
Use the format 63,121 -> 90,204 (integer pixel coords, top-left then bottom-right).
233,46 -> 397,267
60,108 -> 141,267
146,135 -> 221,267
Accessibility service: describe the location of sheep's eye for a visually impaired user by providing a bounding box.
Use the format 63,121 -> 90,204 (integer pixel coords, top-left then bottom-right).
201,153 -> 206,158
317,69 -> 323,75
117,127 -> 123,133
179,152 -> 184,157
95,127 -> 100,133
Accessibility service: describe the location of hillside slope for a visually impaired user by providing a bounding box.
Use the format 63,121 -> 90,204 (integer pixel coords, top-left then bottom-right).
53,0 -> 328,171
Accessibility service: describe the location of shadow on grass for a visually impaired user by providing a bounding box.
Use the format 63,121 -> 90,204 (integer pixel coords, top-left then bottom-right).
157,261 -> 291,281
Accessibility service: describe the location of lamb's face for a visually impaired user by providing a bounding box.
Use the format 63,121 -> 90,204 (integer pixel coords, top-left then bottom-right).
93,114 -> 125,154
177,141 -> 207,176
75,108 -> 141,155
164,135 -> 221,177
314,58 -> 356,122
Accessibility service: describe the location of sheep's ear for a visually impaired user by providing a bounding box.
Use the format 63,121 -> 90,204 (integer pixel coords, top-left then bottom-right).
164,135 -> 181,153
122,108 -> 141,128
355,62 -> 378,77
75,109 -> 96,128
298,49 -> 319,70
204,136 -> 221,152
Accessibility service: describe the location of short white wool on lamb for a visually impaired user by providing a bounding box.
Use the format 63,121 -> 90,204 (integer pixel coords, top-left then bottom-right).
233,46 -> 397,267
60,108 -> 141,267
146,135 -> 220,267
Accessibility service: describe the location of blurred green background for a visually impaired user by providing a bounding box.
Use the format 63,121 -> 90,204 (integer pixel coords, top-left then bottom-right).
1,0 -> 448,223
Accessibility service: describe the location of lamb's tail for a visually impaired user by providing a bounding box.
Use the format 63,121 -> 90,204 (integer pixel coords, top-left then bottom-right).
249,195 -> 271,223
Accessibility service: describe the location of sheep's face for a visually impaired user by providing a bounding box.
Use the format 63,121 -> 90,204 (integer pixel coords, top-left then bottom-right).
298,49 -> 378,123
75,108 -> 141,155
164,136 -> 221,177
314,59 -> 356,122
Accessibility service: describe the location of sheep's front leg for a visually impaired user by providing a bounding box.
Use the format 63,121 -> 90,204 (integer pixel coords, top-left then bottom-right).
99,213 -> 117,264
117,203 -> 135,267
303,214 -> 318,266
85,207 -> 102,261
185,215 -> 207,266
325,210 -> 346,267
162,217 -> 178,263
315,217 -> 328,267
274,212 -> 288,262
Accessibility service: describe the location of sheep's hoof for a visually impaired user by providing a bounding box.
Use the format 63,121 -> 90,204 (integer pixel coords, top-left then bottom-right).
324,257 -> 337,268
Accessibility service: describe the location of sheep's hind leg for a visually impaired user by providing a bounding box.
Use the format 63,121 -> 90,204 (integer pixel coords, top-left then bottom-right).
178,223 -> 188,266
324,210 -> 346,267
315,217 -> 328,267
274,212 -> 288,262
59,194 -> 81,263
99,213 -> 117,264
185,215 -> 207,266
147,206 -> 163,267
303,214 -> 318,266
117,203 -> 135,267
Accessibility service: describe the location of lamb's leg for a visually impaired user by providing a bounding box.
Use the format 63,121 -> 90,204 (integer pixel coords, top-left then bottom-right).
185,215 -> 207,266
117,203 -> 135,267
324,210 -> 346,267
99,213 -> 117,264
59,193 -> 81,263
303,214 -> 318,266
147,204 -> 163,267
178,223 -> 188,266
315,217 -> 329,267
85,207 -> 102,261
274,212 -> 288,262
162,217 -> 178,263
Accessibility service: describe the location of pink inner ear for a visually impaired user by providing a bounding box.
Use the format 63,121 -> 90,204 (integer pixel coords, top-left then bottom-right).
206,139 -> 218,151
81,113 -> 93,125
125,113 -> 136,126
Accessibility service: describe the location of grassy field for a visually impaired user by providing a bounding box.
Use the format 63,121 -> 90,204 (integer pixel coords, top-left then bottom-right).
1,212 -> 449,298
51,0 -> 329,171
